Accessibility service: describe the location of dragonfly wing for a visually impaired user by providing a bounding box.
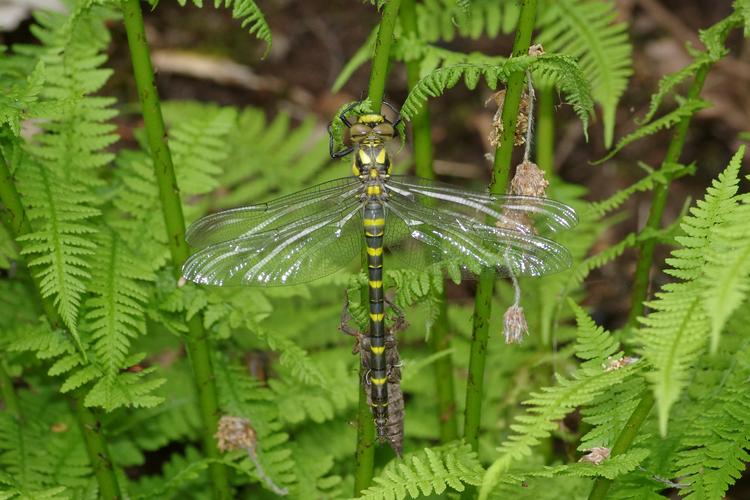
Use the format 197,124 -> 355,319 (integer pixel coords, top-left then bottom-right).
183,200 -> 364,286
383,196 -> 572,277
186,177 -> 362,248
385,176 -> 578,234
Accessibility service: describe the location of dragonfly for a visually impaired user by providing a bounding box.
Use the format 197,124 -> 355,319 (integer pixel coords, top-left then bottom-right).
181,101 -> 578,446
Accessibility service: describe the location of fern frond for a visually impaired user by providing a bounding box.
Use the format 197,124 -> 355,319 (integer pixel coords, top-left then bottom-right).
666,329 -> 750,499
0,61 -> 45,135
115,104 -> 235,267
586,162 -> 694,217
537,0 -> 633,147
355,442 -> 484,499
82,228 -> 158,410
16,159 -> 98,350
212,354 -> 296,492
26,7 -> 118,188
700,147 -> 750,352
479,302 -> 636,499
636,148 -> 744,435
594,98 -> 709,164
639,11 -> 742,124
402,54 -> 593,134
213,0 -> 272,56
0,389 -> 92,497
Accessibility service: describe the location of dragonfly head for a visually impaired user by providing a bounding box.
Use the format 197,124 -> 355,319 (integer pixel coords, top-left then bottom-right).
349,115 -> 395,180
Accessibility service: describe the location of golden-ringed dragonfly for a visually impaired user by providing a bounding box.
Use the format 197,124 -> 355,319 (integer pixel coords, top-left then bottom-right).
181,102 -> 578,446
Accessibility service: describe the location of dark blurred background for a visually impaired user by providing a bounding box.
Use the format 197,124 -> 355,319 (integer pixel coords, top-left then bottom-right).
2,0 -> 749,327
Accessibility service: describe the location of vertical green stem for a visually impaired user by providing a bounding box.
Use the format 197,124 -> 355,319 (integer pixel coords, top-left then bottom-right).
355,1 -> 402,495
536,85 -> 555,176
464,0 -> 538,455
0,362 -> 20,419
627,66 -> 710,325
587,391 -> 655,500
119,1 -> 230,497
367,0 -> 402,112
72,394 -> 122,499
401,0 -> 458,443
0,145 -> 122,499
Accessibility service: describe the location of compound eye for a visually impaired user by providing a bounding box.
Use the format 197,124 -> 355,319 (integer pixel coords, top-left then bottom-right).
350,124 -> 370,142
373,123 -> 394,138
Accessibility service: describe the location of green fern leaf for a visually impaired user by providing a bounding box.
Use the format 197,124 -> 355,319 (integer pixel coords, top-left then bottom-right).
593,98 -> 709,165
639,11 -> 742,124
700,147 -> 750,352
16,159 -> 99,350
537,0 -> 633,147
83,228 -> 157,409
636,148 -> 744,435
479,302 -> 636,500
355,442 -> 484,499
402,54 -> 593,134
213,0 -> 272,56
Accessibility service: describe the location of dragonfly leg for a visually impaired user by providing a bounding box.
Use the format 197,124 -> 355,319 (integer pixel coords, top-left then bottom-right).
328,122 -> 354,159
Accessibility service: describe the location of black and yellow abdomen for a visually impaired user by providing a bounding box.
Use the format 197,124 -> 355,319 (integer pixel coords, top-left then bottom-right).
363,200 -> 387,426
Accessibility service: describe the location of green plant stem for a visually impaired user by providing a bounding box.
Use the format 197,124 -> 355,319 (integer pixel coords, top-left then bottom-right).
536,85 -> 555,175
119,1 -> 230,497
627,57 -> 712,326
354,0 -> 402,495
0,145 -> 122,499
464,0 -> 538,456
588,391 -> 655,500
367,0 -> 402,111
489,0 -> 538,193
401,0 -> 458,443
0,362 -> 20,419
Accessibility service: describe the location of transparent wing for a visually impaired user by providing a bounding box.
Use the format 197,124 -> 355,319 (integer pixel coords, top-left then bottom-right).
182,200 -> 364,286
186,177 -> 362,248
385,176 -> 578,234
383,195 -> 572,277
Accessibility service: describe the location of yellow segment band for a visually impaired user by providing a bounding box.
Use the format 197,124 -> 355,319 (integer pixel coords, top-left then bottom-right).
363,218 -> 385,226
370,377 -> 387,385
367,185 -> 381,195
369,280 -> 383,288
370,345 -> 385,354
365,230 -> 384,237
366,247 -> 383,256
369,313 -> 384,321
368,264 -> 383,269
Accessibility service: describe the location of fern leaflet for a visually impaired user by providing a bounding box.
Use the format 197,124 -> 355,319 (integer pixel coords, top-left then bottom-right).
635,147 -> 745,435
355,442 -> 484,499
537,0 -> 632,147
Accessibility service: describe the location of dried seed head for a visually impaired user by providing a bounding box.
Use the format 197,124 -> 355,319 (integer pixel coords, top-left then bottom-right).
528,44 -> 545,57
603,355 -> 640,372
503,304 -> 529,344
510,161 -> 549,197
579,447 -> 611,465
215,415 -> 257,452
488,89 -> 530,149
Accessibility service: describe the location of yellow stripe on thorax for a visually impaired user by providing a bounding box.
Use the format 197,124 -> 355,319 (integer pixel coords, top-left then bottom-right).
376,148 -> 386,164
366,185 -> 382,196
